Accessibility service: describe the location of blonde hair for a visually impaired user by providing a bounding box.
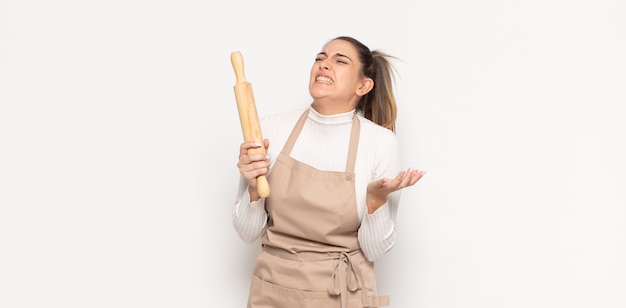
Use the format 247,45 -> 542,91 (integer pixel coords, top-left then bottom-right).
332,36 -> 398,132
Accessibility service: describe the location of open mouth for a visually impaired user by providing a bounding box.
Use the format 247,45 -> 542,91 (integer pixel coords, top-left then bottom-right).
315,76 -> 334,85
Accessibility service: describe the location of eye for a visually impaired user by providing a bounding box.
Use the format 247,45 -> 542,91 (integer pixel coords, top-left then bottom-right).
315,57 -> 325,62
337,59 -> 348,64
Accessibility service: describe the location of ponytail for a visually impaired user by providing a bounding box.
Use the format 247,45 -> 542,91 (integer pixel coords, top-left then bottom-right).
332,36 -> 398,132
365,51 -> 397,132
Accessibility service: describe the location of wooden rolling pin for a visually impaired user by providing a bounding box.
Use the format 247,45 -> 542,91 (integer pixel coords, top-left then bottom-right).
231,51 -> 270,198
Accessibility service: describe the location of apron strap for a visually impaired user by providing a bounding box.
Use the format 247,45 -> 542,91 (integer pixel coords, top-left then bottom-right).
327,251 -> 388,308
345,114 -> 360,175
281,110 -> 309,155
327,252 -> 361,308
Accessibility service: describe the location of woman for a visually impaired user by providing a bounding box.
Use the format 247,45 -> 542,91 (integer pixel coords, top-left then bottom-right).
233,36 -> 426,307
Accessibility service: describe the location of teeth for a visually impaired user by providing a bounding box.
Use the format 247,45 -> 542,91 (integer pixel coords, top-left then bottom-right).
316,76 -> 333,84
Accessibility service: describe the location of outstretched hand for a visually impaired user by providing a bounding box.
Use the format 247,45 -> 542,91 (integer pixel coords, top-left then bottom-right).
366,168 -> 426,214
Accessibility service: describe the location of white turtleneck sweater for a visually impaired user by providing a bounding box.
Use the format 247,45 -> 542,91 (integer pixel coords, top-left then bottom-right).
232,106 -> 403,262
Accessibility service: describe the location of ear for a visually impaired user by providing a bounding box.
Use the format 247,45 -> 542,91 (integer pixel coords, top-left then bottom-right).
356,78 -> 374,97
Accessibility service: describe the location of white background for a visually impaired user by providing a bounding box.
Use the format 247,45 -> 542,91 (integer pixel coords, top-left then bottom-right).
1,0 -> 625,307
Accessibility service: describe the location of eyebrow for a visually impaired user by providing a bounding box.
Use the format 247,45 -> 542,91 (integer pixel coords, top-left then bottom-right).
317,52 -> 353,62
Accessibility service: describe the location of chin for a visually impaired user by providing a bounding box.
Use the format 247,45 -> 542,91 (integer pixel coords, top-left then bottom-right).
308,88 -> 325,100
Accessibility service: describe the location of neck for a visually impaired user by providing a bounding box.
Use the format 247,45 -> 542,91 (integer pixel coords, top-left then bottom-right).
310,98 -> 357,115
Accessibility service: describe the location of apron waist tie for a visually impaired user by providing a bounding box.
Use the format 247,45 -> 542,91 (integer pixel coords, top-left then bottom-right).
328,251 -> 362,308
262,245 -> 389,307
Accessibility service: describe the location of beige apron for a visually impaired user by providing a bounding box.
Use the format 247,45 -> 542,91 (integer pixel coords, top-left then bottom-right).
247,110 -> 390,308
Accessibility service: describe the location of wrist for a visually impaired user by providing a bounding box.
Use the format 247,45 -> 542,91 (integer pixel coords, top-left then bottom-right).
366,195 -> 386,214
248,186 -> 260,202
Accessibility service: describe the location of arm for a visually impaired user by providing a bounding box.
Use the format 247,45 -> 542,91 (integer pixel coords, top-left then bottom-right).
231,140 -> 271,243
232,174 -> 268,243
358,191 -> 401,261
358,133 -> 425,261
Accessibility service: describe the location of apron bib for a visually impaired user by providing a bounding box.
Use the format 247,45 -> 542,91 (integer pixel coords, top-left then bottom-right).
247,110 -> 389,308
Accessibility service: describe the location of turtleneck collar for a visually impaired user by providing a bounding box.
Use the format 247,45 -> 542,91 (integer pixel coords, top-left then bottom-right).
307,106 -> 356,125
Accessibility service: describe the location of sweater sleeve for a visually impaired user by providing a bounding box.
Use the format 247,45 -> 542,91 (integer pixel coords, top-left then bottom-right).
231,174 -> 268,243
357,130 -> 403,262
231,111 -> 284,244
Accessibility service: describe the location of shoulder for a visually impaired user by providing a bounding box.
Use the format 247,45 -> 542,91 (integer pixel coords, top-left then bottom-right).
260,108 -> 307,127
259,108 -> 308,139
357,114 -> 399,147
356,114 -> 403,176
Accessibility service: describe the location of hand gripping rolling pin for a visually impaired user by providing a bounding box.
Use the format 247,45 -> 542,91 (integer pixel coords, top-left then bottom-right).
231,51 -> 270,198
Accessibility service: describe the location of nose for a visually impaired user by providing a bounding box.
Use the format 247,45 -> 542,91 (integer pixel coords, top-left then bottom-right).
318,59 -> 329,70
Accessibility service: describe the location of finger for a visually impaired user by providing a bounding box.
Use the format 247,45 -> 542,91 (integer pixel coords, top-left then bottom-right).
244,165 -> 269,179
237,153 -> 256,169
240,162 -> 269,185
406,169 -> 426,186
247,152 -> 269,164
398,168 -> 415,188
384,170 -> 406,189
238,150 -> 268,169
237,150 -> 269,172
239,141 -> 263,157
240,158 -> 269,172
393,168 -> 422,189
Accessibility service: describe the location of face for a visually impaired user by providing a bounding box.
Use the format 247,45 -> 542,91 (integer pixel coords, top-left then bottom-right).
308,39 -> 372,109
